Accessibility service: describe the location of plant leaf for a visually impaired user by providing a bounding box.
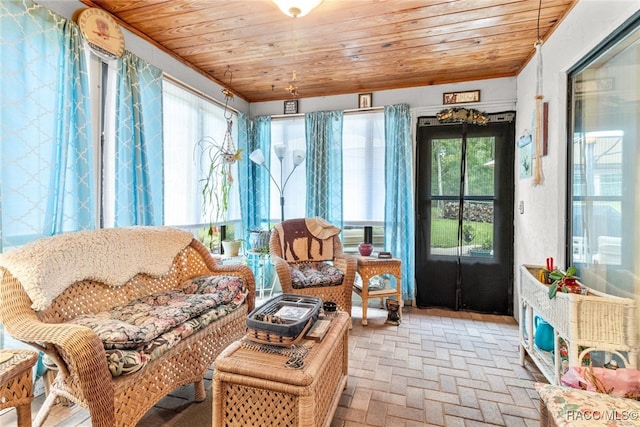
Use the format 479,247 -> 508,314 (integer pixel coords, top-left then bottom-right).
566,266 -> 578,277
548,282 -> 558,299
549,271 -> 563,280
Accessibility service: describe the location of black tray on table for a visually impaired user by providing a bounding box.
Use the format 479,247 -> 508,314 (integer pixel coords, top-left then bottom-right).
246,294 -> 322,347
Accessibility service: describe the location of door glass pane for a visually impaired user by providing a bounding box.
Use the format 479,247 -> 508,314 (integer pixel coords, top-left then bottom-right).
463,202 -> 494,258
430,137 -> 495,258
467,137 -> 495,196
430,204 -> 459,254
431,138 -> 461,197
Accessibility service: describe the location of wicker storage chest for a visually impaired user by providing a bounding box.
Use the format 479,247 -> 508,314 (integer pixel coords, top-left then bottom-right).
519,265 -> 637,384
212,312 -> 349,427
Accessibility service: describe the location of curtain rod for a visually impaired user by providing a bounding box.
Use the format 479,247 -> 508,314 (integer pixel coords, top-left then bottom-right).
270,106 -> 383,119
163,74 -> 239,115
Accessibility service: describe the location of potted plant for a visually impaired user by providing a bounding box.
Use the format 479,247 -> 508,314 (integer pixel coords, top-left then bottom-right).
469,238 -> 492,258
548,266 -> 581,299
462,224 -> 475,243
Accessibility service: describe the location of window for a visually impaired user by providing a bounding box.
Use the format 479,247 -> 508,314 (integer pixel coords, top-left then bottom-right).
162,79 -> 240,229
270,116 -> 307,220
568,16 -> 639,298
269,111 -> 386,249
342,112 -> 386,224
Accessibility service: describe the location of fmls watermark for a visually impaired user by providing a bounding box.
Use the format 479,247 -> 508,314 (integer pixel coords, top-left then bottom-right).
566,409 -> 640,422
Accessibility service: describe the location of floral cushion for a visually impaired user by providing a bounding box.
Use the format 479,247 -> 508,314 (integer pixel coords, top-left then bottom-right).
290,262 -> 344,289
56,275 -> 246,377
536,383 -> 640,426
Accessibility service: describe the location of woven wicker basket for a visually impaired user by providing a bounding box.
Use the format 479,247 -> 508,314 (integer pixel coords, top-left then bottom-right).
246,294 -> 321,346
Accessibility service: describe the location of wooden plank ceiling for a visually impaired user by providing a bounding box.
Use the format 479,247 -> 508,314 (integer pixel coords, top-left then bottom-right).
81,0 -> 577,103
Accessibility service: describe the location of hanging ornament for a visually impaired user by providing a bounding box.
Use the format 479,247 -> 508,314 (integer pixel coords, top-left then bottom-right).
532,0 -> 545,186
532,39 -> 545,186
285,70 -> 299,98
220,67 -> 242,164
221,118 -> 238,164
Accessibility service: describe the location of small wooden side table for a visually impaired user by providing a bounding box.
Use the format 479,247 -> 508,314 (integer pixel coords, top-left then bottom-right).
353,256 -> 402,326
0,350 -> 38,427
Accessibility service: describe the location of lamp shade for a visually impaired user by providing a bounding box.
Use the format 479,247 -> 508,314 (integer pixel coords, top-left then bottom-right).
273,144 -> 286,160
292,149 -> 306,166
273,0 -> 323,17
249,149 -> 265,165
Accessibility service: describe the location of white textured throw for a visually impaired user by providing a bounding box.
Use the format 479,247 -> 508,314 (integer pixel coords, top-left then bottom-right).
0,227 -> 194,311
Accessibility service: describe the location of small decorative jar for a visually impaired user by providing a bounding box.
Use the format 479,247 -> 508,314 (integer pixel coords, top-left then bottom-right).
358,242 -> 373,256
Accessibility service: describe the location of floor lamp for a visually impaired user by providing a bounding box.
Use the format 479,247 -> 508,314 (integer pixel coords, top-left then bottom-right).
249,144 -> 305,222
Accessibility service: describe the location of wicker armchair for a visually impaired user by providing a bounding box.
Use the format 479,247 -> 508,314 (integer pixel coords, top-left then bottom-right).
269,217 -> 356,316
0,227 -> 255,427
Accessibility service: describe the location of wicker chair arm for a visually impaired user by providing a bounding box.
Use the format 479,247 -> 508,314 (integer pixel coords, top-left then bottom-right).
333,254 -> 357,274
0,302 -> 115,424
189,239 -> 256,312
217,263 -> 256,312
333,255 -> 358,302
271,255 -> 294,293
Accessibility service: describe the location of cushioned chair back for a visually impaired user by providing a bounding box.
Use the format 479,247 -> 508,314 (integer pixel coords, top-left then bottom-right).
273,218 -> 342,263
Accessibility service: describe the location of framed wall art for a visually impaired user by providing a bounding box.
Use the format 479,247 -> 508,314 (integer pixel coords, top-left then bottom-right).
358,93 -> 372,109
284,99 -> 298,114
443,90 -> 480,105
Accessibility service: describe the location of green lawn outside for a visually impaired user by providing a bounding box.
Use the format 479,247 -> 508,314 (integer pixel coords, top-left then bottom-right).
431,218 -> 493,248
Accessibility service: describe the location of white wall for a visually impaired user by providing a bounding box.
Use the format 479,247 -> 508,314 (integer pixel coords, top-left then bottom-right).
251,77 -> 516,117
513,0 -> 639,320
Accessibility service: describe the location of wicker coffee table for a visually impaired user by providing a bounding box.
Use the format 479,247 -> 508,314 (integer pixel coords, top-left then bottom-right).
212,312 -> 349,427
0,350 -> 38,427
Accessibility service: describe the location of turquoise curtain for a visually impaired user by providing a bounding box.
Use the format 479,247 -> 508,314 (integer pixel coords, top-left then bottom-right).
114,52 -> 163,226
384,104 -> 415,301
305,111 -> 343,227
244,115 -> 275,291
237,112 -> 252,243
250,116 -> 272,229
0,0 -> 95,250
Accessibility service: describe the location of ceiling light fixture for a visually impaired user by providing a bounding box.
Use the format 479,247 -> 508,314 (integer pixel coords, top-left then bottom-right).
273,1 -> 321,98
273,0 -> 323,18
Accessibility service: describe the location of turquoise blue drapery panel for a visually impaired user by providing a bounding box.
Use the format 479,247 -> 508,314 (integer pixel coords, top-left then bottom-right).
305,111 -> 344,228
251,116 -> 272,229
237,112 -> 252,243
47,19 -> 95,235
114,52 -> 163,226
245,116 -> 275,287
0,0 -> 95,251
384,104 -> 415,301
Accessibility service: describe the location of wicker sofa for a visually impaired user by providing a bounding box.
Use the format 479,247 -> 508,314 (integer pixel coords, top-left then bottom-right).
0,226 -> 255,427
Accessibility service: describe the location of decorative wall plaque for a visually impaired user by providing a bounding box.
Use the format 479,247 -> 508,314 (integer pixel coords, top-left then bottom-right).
284,100 -> 298,114
443,90 -> 480,105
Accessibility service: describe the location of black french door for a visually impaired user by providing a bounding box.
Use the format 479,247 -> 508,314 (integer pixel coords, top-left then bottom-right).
415,112 -> 515,314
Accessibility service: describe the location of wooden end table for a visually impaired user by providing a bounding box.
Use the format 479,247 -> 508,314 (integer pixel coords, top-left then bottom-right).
212,312 -> 349,427
0,350 -> 38,427
353,255 -> 402,326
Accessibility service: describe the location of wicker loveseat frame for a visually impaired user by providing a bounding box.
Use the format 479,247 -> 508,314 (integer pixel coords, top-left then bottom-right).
0,227 -> 255,427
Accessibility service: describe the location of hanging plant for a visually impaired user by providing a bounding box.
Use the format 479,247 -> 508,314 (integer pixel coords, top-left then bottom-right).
195,67 -> 243,243
195,135 -> 237,228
